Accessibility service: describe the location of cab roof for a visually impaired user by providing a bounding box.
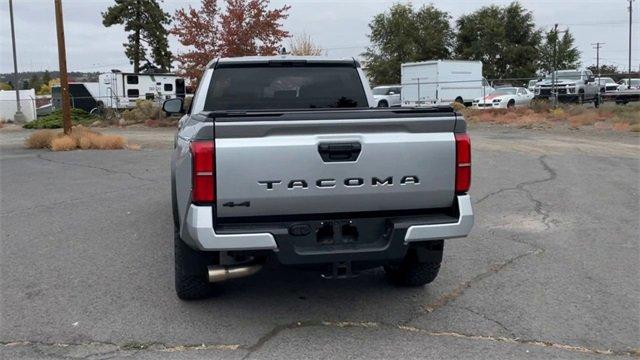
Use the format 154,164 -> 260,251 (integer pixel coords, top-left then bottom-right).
207,56 -> 360,69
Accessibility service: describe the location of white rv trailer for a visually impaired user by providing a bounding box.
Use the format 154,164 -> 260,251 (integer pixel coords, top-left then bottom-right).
401,60 -> 493,106
52,71 -> 186,112
97,71 -> 186,109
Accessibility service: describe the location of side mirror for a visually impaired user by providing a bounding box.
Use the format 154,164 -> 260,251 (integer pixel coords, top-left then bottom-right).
163,98 -> 183,114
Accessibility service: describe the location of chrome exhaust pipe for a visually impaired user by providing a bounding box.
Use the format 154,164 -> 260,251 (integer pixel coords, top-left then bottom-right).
207,264 -> 262,283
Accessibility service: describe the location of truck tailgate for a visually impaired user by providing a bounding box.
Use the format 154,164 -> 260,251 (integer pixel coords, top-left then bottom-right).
214,109 -> 458,218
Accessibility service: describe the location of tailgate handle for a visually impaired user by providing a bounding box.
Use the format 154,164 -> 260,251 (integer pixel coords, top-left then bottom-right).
318,142 -> 361,162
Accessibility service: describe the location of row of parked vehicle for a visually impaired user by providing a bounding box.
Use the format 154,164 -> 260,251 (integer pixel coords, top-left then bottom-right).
371,60 -> 640,109
527,76 -> 640,94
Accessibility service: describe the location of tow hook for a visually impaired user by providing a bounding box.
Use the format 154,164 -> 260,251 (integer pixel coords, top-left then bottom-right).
207,264 -> 262,283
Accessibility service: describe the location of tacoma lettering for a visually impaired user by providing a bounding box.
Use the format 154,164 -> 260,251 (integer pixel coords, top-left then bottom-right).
258,176 -> 420,190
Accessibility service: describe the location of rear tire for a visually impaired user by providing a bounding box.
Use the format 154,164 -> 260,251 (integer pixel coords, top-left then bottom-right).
454,97 -> 464,105
174,225 -> 219,300
377,100 -> 389,108
385,244 -> 442,287
507,99 -> 515,109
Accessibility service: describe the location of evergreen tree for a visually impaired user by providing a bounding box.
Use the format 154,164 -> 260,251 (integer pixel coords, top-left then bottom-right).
538,28 -> 581,74
102,0 -> 172,72
42,70 -> 51,86
29,74 -> 41,91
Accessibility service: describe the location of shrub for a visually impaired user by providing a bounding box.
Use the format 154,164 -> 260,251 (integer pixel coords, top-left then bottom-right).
450,101 -> 466,111
50,135 -> 77,151
94,134 -> 126,149
549,108 -> 566,120
23,109 -> 95,129
25,130 -> 57,149
121,99 -> 160,124
529,99 -> 551,113
24,126 -> 128,151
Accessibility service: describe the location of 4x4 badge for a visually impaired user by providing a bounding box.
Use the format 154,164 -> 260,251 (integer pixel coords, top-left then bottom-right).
222,201 -> 251,208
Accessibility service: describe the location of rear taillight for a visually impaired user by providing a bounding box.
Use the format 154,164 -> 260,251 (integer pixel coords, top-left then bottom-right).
190,141 -> 215,203
455,133 -> 471,194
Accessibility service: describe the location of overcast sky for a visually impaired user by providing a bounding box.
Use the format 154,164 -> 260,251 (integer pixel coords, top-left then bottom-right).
1,0 -> 638,74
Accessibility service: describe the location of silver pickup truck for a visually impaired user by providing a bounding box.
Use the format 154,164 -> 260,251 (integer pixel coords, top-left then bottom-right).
533,69 -> 600,105
164,56 -> 474,300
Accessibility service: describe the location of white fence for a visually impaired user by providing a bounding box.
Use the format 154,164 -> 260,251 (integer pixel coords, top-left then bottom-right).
0,89 -> 37,122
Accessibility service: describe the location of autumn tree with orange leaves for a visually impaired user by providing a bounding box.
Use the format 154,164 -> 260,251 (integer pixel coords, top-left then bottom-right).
171,0 -> 290,83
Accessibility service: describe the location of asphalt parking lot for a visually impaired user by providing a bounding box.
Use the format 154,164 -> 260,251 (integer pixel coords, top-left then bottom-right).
1,126 -> 638,359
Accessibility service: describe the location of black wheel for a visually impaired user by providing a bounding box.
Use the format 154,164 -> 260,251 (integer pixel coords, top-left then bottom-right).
174,225 -> 219,300
377,100 -> 389,108
455,97 -> 464,105
507,99 -> 515,109
385,242 -> 443,287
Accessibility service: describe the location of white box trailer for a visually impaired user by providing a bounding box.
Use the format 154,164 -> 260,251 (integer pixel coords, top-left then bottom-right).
401,60 -> 493,106
97,71 -> 186,109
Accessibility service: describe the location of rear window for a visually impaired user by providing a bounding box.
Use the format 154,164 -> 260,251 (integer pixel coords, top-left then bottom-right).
203,65 -> 368,111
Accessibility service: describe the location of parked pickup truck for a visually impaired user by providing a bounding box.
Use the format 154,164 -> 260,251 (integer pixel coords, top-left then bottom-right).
533,69 -> 600,106
164,56 -> 474,300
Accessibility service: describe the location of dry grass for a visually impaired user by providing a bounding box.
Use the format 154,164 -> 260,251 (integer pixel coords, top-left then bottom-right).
50,135 -> 77,151
568,112 -> 601,128
24,126 -> 130,151
25,130 -> 57,149
463,101 -> 640,132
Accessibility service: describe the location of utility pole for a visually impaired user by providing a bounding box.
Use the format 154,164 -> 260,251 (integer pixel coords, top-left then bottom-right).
9,0 -> 27,123
552,24 -> 558,108
592,43 -> 604,77
54,0 -> 72,135
592,42 -> 605,98
628,0 -> 635,85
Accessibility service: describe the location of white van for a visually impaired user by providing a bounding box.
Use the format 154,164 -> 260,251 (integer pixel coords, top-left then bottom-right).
401,60 -> 493,106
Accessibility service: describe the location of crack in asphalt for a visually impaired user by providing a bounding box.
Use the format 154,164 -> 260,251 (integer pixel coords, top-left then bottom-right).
240,320 -> 378,359
4,321 -> 637,359
456,305 -> 517,338
396,326 -> 638,358
1,340 -> 241,359
475,155 -> 558,230
408,157 -> 557,350
36,153 -> 159,183
421,249 -> 543,314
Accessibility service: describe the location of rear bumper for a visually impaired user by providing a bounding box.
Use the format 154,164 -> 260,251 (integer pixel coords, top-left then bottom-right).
183,205 -> 277,251
183,195 -> 473,256
405,195 -> 474,242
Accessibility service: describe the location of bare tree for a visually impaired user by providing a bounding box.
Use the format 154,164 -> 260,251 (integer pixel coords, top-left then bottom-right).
288,32 -> 324,56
